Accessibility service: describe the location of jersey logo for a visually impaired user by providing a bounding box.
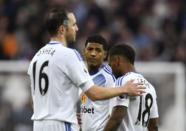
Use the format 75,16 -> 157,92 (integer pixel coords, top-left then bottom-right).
92,74 -> 106,86
81,106 -> 95,114
80,95 -> 95,114
81,94 -> 87,105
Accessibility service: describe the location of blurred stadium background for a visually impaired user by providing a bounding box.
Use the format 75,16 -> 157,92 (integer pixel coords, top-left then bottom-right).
0,0 -> 185,131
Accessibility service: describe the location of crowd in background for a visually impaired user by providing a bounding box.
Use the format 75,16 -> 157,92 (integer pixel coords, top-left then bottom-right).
0,0 -> 185,63
0,0 -> 185,131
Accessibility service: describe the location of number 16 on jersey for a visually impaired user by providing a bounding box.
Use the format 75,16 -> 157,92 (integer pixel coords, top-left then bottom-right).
32,60 -> 49,95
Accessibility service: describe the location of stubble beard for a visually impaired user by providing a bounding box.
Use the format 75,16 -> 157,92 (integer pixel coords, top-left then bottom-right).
66,34 -> 76,44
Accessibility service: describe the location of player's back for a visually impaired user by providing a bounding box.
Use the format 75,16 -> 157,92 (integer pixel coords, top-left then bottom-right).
28,41 -> 92,124
115,72 -> 158,131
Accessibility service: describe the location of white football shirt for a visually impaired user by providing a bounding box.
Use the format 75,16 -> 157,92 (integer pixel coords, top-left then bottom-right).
81,64 -> 115,131
27,41 -> 94,125
112,72 -> 159,131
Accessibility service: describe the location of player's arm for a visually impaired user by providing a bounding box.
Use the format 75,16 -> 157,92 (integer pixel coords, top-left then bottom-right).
103,106 -> 126,131
85,80 -> 145,101
148,118 -> 159,131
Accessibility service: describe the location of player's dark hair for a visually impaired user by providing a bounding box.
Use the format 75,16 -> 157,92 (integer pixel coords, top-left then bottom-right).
46,8 -> 68,36
85,34 -> 108,50
109,44 -> 135,65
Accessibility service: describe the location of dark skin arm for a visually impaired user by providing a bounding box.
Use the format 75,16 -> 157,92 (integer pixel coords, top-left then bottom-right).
104,106 -> 127,131
104,106 -> 159,131
148,118 -> 159,131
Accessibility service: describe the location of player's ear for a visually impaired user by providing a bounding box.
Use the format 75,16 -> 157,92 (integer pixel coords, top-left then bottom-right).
58,25 -> 66,36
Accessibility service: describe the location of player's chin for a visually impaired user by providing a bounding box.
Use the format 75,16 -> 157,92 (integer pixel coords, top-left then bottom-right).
72,36 -> 76,41
92,64 -> 99,67
67,37 -> 76,43
72,34 -> 76,41
88,60 -> 98,65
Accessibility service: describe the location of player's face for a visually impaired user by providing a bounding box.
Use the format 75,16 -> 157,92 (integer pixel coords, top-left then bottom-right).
65,13 -> 78,43
108,55 -> 122,78
84,42 -> 105,68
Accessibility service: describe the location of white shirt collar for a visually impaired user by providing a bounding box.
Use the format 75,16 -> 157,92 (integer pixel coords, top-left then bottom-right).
48,40 -> 65,46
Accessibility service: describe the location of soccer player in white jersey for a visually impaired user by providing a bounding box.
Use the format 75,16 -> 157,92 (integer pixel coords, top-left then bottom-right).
27,8 -> 145,131
80,35 -> 115,131
104,44 -> 159,131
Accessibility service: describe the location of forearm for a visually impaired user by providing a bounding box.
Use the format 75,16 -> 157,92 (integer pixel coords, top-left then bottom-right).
148,118 -> 159,131
148,126 -> 158,131
104,118 -> 121,131
85,85 -> 125,101
85,80 -> 145,101
104,106 -> 125,131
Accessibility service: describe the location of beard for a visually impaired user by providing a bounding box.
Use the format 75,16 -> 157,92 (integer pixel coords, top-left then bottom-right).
65,29 -> 76,44
66,35 -> 75,43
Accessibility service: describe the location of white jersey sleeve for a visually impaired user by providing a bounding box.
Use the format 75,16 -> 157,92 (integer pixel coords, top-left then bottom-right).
112,76 -> 130,107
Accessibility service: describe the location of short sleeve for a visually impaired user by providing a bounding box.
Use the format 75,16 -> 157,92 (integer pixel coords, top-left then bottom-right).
112,76 -> 130,108
112,94 -> 129,107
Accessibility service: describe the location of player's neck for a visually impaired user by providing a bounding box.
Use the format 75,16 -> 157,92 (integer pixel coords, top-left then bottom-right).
50,36 -> 67,47
123,64 -> 136,75
88,65 -> 100,75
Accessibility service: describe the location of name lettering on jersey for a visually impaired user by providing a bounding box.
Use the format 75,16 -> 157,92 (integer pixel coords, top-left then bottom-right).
37,48 -> 56,56
81,106 -> 94,114
136,78 -> 150,88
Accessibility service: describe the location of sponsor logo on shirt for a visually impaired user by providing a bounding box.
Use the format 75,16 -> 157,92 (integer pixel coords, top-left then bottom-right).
81,106 -> 94,114
81,94 -> 87,105
81,94 -> 95,114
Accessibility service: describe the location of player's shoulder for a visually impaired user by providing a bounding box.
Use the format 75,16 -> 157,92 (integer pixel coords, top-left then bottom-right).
55,46 -> 83,61
115,72 -> 142,86
124,72 -> 144,80
46,42 -> 83,61
102,64 -> 116,81
115,76 -> 125,86
56,45 -> 74,54
63,48 -> 83,61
